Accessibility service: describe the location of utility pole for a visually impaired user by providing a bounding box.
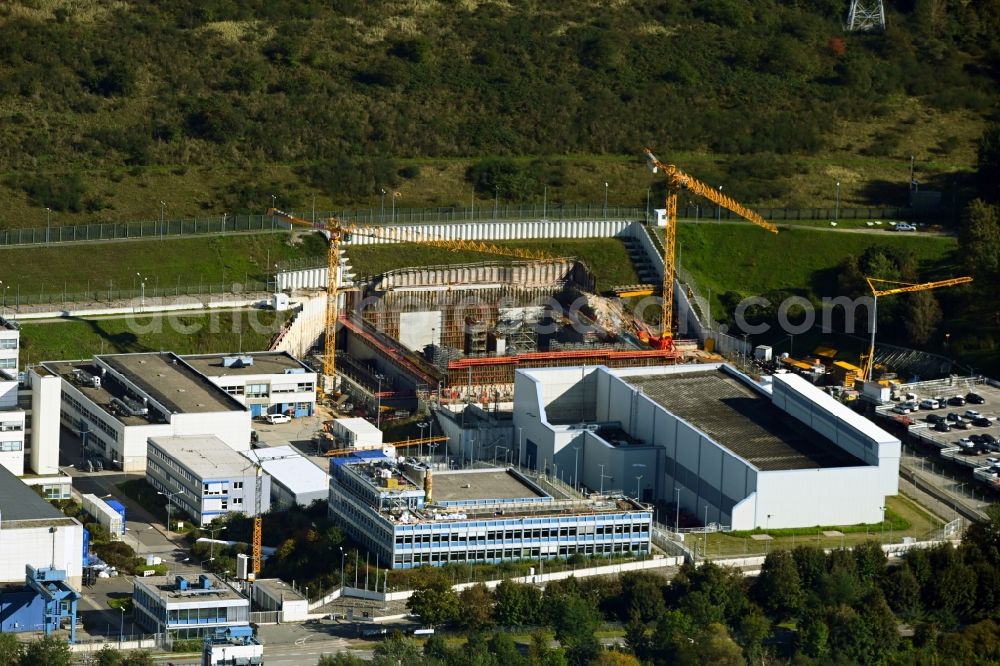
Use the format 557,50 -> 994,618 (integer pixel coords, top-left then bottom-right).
846,0 -> 886,32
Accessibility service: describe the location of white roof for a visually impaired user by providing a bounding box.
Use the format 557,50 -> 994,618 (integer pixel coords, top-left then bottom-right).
772,373 -> 898,445
243,445 -> 327,496
334,417 -> 382,436
148,435 -> 252,478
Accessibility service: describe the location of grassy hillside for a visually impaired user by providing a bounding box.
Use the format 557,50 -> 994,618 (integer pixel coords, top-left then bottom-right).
675,224 -> 960,310
18,311 -> 290,364
0,232 -> 327,301
0,2 -> 996,227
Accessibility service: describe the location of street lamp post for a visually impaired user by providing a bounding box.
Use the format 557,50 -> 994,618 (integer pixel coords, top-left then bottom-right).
835,182 -> 841,221
157,489 -> 186,532
205,525 -> 227,562
119,607 -> 124,646
494,185 -> 499,220
717,186 -> 722,221
880,505 -> 886,543
375,374 -> 385,429
572,446 -> 580,491
159,201 -> 166,239
46,207 -> 52,244
392,191 -> 398,224
136,273 -> 146,312
675,487 -> 681,532
704,505 -> 709,558
417,421 -> 428,460
339,547 -> 345,590
631,463 -> 647,501
380,188 -> 386,224
603,182 -> 608,218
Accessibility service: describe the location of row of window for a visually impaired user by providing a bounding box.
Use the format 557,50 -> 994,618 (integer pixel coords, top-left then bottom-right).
0,422 -> 22,432
65,393 -> 119,441
392,523 -> 647,546
392,542 -> 649,567
0,338 -> 17,349
0,440 -> 22,452
0,358 -> 15,369
148,446 -> 198,485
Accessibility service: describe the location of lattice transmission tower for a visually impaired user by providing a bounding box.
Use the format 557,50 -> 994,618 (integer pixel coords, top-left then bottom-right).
846,0 -> 886,32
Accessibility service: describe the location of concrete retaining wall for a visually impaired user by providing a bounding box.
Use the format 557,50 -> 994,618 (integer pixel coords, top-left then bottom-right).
269,293 -> 327,359
277,219 -> 635,291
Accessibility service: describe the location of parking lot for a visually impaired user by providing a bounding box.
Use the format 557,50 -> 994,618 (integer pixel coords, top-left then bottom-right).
899,383 -> 1000,472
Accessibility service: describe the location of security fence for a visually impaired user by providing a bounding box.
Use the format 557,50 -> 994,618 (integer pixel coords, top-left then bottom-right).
0,202 -> 938,248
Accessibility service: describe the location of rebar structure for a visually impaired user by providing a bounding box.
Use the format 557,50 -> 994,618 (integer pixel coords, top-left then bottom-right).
847,0 -> 886,32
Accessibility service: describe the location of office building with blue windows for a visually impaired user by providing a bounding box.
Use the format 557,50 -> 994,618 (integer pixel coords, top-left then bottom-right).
146,435 -> 269,527
132,573 -> 249,642
327,452 -> 651,570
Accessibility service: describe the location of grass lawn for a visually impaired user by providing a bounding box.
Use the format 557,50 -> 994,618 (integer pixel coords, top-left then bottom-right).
0,232 -> 328,300
17,310 -> 290,365
701,494 -> 945,559
673,223 -> 959,311
347,238 -> 641,291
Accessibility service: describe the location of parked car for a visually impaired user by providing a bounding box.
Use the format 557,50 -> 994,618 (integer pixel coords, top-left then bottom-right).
946,412 -> 962,422
892,405 -> 912,415
983,434 -> 997,444
262,413 -> 291,425
954,419 -> 971,430
964,409 -> 983,419
926,414 -> 944,424
894,223 -> 917,232
934,421 -> 951,432
919,399 -> 940,410
957,437 -> 974,448
986,457 -> 1000,466
948,396 -> 967,406
967,392 -> 986,404
973,417 -> 993,427
970,434 -> 985,445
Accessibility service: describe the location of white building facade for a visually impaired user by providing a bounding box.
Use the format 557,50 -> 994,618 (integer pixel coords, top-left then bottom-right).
44,353 -> 251,473
147,435 -> 270,526
514,364 -> 900,531
0,318 -> 19,374
182,353 -> 317,419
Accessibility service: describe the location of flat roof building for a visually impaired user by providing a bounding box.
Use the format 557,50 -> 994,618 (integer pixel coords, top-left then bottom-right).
182,352 -> 317,419
132,573 -> 249,642
514,363 -> 900,530
147,435 -> 269,527
44,353 -> 251,472
331,418 -> 383,450
243,445 -> 327,509
0,465 -> 84,586
327,452 -> 651,569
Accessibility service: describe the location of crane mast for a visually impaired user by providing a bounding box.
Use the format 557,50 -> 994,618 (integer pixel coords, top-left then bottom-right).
860,276 -> 973,383
643,148 -> 777,348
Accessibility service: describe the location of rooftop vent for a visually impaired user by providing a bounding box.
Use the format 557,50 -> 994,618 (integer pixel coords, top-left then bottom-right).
223,356 -> 254,368
176,576 -> 189,591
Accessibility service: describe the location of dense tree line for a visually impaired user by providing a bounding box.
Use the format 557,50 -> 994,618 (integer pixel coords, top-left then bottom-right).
365,507 -> 1000,665
0,1 -> 998,209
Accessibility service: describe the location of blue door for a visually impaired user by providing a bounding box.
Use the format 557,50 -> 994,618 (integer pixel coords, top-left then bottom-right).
250,404 -> 263,418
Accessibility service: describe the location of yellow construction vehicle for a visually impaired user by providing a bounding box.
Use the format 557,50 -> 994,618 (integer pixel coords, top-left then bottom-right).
267,208 -> 559,394
860,276 -> 973,382
642,148 -> 777,349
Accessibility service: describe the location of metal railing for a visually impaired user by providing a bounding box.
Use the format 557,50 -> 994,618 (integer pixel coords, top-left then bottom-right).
3,280 -> 271,308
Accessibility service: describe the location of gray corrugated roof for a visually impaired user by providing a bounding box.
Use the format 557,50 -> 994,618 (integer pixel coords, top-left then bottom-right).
624,370 -> 866,471
0,465 -> 65,522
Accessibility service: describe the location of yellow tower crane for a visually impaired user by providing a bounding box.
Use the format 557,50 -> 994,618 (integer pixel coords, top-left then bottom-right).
860,276 -> 973,382
267,208 -> 558,393
244,449 -> 304,576
642,148 -> 778,349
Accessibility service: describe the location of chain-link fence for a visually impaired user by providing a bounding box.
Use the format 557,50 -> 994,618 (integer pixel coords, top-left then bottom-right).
1,203 -> 937,248
4,280 -> 270,307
